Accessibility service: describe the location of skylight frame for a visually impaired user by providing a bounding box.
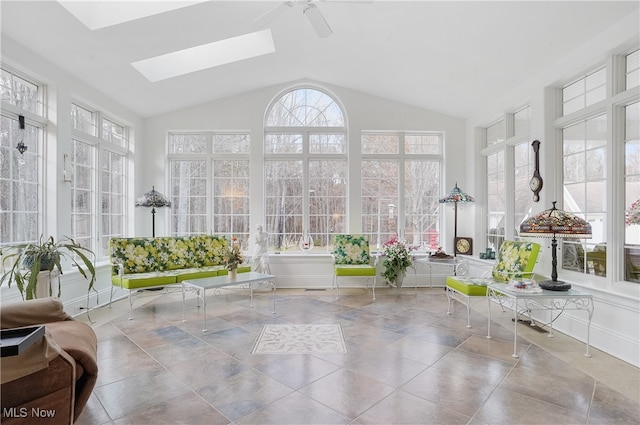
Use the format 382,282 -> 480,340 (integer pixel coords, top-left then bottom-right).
131,29 -> 276,82
58,0 -> 209,30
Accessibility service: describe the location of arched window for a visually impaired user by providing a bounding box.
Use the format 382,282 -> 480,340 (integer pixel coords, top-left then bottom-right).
264,87 -> 347,250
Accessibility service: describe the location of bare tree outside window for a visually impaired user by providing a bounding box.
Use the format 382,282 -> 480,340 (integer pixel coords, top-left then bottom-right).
362,133 -> 443,250
265,88 -> 346,251
169,132 -> 251,245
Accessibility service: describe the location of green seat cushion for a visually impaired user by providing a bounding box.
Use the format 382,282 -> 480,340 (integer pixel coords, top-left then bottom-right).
335,264 -> 377,276
111,272 -> 177,289
446,276 -> 489,296
175,266 -> 224,282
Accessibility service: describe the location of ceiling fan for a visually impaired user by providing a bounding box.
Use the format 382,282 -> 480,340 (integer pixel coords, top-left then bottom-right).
252,0 -> 369,39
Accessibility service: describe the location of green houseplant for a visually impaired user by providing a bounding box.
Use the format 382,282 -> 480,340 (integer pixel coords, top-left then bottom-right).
0,235 -> 96,300
381,236 -> 415,287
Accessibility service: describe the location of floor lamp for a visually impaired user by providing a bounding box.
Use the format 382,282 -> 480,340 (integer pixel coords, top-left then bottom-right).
519,201 -> 592,291
135,186 -> 171,237
439,183 -> 474,256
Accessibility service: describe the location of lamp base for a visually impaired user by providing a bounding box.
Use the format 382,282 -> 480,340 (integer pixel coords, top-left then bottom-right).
539,280 -> 571,291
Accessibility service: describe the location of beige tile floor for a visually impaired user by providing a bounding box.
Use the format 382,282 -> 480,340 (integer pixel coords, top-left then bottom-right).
75,286 -> 640,425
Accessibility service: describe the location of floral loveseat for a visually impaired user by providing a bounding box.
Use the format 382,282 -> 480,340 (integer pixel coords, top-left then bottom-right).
109,235 -> 250,318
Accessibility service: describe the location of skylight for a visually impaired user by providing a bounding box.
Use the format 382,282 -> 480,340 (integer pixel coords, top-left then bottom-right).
131,30 -> 276,82
59,0 -> 208,30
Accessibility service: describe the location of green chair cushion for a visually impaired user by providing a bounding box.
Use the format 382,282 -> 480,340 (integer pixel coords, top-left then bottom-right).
446,276 -> 489,296
111,272 -> 177,290
175,266 -> 224,282
335,265 -> 377,276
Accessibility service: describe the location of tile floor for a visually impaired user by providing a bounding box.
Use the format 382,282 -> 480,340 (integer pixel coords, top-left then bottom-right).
75,286 -> 640,425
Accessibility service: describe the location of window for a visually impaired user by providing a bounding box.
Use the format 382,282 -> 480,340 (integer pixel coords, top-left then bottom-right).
100,150 -> 126,254
212,134 -> 251,241
0,68 -> 44,247
514,141 -> 533,233
486,119 -> 505,147
70,103 -> 129,258
626,49 -> 639,90
624,102 -> 639,283
556,50 -> 640,284
562,67 -> 606,116
514,106 -> 531,138
70,139 -> 95,252
482,106 -> 533,254
0,68 -> 43,115
486,151 -> 505,251
101,118 -> 126,148
561,115 -> 607,276
71,103 -> 96,136
361,133 -> 442,249
169,133 -> 251,245
264,88 -> 346,251
0,116 -> 41,245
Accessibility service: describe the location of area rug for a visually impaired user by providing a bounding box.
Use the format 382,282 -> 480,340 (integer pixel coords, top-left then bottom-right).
251,324 -> 347,354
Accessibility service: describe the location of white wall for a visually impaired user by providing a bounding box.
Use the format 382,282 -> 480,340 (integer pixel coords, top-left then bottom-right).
464,13 -> 640,367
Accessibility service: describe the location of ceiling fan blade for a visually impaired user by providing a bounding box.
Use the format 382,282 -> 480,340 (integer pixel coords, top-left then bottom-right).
304,3 -> 332,38
252,1 -> 293,28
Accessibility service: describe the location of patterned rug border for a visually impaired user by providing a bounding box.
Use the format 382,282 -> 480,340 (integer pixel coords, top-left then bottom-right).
251,324 -> 347,355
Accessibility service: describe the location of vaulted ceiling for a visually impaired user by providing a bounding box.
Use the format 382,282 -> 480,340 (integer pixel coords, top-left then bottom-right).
1,1 -> 637,119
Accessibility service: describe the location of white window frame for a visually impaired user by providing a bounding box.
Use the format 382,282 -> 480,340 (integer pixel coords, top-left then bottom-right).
70,102 -> 129,260
264,87 -> 347,251
553,47 -> 640,285
168,132 -> 251,245
0,67 -> 46,247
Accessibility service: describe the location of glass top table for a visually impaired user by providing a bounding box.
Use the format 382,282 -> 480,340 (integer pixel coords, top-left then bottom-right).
182,272 -> 276,332
486,282 -> 594,358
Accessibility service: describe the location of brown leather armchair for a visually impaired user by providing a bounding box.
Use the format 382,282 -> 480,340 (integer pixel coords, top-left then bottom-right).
1,298 -> 98,424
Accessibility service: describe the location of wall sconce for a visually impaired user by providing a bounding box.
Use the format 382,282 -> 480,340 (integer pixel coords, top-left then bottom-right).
16,115 -> 27,155
63,154 -> 72,183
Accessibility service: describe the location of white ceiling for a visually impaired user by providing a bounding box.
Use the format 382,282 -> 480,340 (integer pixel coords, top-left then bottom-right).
1,1 -> 638,119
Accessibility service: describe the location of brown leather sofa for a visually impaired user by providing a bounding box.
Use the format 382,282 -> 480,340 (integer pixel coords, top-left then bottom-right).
1,298 -> 98,424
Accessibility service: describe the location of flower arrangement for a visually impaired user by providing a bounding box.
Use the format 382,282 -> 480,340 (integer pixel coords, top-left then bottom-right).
223,237 -> 244,271
626,199 -> 640,226
381,236 -> 415,286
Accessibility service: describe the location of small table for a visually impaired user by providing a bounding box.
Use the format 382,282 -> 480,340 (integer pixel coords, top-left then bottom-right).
412,256 -> 468,289
486,283 -> 594,358
182,272 -> 276,332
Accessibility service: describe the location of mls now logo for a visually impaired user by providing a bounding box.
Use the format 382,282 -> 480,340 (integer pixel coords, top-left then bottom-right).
3,407 -> 56,418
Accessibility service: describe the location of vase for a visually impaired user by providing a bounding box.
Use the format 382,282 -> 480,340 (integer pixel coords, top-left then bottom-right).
395,270 -> 405,288
35,270 -> 58,299
228,269 -> 237,280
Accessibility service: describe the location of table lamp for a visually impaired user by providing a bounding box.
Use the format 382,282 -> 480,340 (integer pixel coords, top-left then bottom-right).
519,201 -> 592,291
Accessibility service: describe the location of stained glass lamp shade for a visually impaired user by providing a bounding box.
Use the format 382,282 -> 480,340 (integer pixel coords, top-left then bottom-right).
135,186 -> 171,237
519,201 -> 592,291
439,183 -> 475,256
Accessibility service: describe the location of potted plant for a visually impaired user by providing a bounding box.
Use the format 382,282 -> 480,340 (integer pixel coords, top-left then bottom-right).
381,236 -> 416,287
0,235 -> 96,300
223,237 -> 244,279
